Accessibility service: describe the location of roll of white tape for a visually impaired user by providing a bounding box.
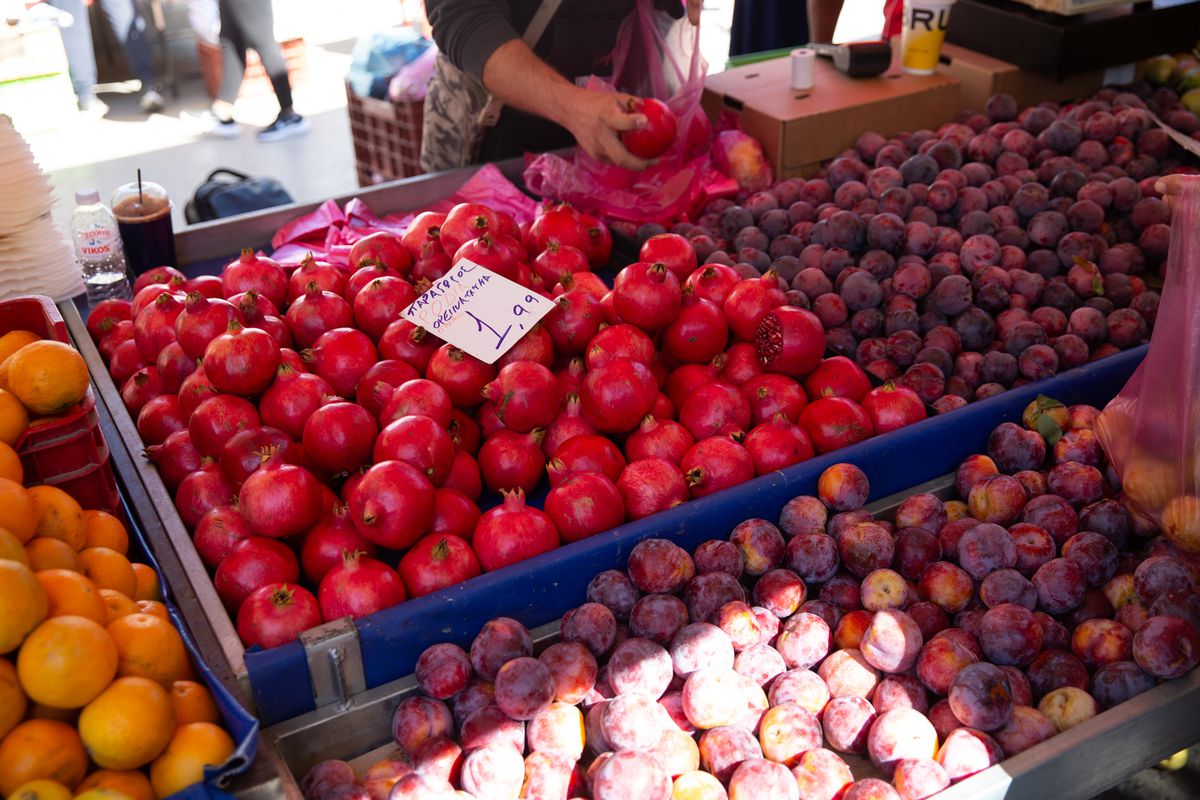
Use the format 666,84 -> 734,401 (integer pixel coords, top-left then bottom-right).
790,47 -> 815,91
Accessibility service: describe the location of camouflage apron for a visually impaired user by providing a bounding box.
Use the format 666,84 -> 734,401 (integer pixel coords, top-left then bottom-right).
420,0 -> 563,173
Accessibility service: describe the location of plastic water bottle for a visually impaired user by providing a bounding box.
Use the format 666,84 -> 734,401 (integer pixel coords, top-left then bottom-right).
70,189 -> 132,305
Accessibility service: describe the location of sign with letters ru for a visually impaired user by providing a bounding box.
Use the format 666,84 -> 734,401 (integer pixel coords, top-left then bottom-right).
400,258 -> 555,365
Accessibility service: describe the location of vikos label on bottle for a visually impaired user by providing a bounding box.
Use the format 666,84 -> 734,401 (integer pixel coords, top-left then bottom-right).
78,225 -> 116,259
401,258 -> 555,364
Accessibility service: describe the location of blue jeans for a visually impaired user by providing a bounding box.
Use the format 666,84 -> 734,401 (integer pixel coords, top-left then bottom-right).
48,0 -> 158,99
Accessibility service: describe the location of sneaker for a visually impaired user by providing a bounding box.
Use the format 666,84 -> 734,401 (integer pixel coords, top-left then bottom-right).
139,89 -> 166,113
181,109 -> 239,139
78,95 -> 109,117
257,111 -> 310,142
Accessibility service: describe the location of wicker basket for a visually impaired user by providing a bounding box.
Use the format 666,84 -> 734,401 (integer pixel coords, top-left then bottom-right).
345,81 -> 425,186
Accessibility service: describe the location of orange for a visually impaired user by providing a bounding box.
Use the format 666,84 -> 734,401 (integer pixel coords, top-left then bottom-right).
78,676 -> 175,771
78,548 -> 136,598
0,657 -> 26,740
0,388 -> 29,446
0,559 -> 47,654
0,440 -> 22,484
130,564 -> 160,602
76,770 -> 155,800
0,527 -> 29,565
149,723 -> 234,798
24,538 -> 80,572
35,569 -> 106,625
81,512 -> 128,555
0,719 -> 88,794
106,613 -> 189,686
4,341 -> 89,416
0,330 -> 40,365
16,615 -> 118,709
100,590 -> 138,625
0,478 -> 36,543
26,486 -> 85,551
6,779 -> 73,800
75,791 -> 136,800
135,601 -> 168,621
170,681 -> 220,727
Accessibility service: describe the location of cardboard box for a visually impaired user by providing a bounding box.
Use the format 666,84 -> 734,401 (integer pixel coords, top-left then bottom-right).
702,54 -> 961,178
937,44 -> 1105,113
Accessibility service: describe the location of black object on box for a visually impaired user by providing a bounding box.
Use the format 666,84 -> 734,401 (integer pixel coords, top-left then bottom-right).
184,168 -> 295,224
946,0 -> 1200,78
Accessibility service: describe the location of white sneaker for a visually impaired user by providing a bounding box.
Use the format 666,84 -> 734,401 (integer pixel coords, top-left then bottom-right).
181,109 -> 240,139
140,89 -> 166,113
79,96 -> 109,117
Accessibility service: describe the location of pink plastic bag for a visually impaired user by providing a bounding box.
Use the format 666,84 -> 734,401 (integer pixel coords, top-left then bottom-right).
522,0 -> 711,224
1096,178 -> 1197,551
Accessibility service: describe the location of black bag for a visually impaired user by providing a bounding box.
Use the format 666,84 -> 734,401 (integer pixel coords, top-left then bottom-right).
184,168 -> 294,223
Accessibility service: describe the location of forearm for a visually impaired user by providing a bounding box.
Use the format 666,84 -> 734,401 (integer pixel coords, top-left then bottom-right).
480,39 -> 582,129
809,0 -> 844,42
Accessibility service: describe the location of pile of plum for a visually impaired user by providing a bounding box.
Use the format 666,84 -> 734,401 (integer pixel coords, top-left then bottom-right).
300,397 -> 1200,800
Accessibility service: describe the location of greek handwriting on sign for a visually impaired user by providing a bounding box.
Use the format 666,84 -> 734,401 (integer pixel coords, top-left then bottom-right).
399,258 -> 554,364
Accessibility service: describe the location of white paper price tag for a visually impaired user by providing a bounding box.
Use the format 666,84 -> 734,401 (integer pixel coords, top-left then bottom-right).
400,258 -> 556,364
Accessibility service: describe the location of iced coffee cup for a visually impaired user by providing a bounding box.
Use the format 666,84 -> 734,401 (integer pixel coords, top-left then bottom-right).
900,0 -> 955,75
112,181 -> 177,275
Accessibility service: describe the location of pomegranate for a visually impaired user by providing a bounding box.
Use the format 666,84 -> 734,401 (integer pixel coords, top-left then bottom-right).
532,243 -> 589,288
219,426 -> 297,487
756,305 -> 825,379
155,342 -> 197,394
304,328 -> 379,398
741,373 -> 808,425
380,378 -> 453,428
412,240 -> 452,282
287,253 -> 347,302
318,550 -> 407,620
188,394 -> 261,458
528,209 -> 587,255
640,233 -> 698,281
178,367 -> 218,420
617,458 -> 688,519
133,291 -> 184,360
652,391 -> 674,420
725,272 -> 787,341
399,535 -> 482,598
863,384 -> 928,434
664,361 -> 722,411
579,214 -> 612,267
544,291 -> 603,356
554,270 -> 609,301
175,460 -> 234,527
133,265 -> 186,294
131,281 -> 177,319
349,231 -> 413,275
449,410 -> 482,454
472,489 -> 560,572
144,429 -> 202,490
193,505 -> 252,568
214,536 -> 300,612
542,395 -> 596,457
260,365 -> 335,440
286,282 -> 354,348
401,211 -> 446,257
353,277 -> 417,342
136,394 -> 185,446
495,325 -> 555,370
478,429 -> 546,494
681,436 -> 755,499
804,356 -> 873,402
86,298 -> 132,341
222,248 -> 288,309
744,416 -> 815,474
431,488 -> 481,540
445,451 -> 483,500
799,397 -> 875,453
625,415 -> 694,466
440,203 -> 502,257
482,361 -> 561,433
374,416 -> 456,484
238,452 -> 322,538
584,324 -> 655,369
232,289 -> 279,322
663,294 -> 728,364
619,97 -> 677,159
174,293 -> 241,359
349,460 -> 436,549
454,235 -> 522,282
426,345 -> 496,408
379,320 -> 441,372
121,367 -> 164,415
720,344 -> 761,386
548,434 -> 625,486
303,402 -> 378,475
685,264 -> 741,307
580,358 -> 658,434
186,274 -> 224,299
555,357 -> 587,399
99,320 -> 135,361
478,401 -> 505,439
679,382 -> 752,439
237,583 -> 322,649
544,472 -> 625,543
612,261 -> 681,331
355,360 -> 420,417
300,506 -> 378,583
343,261 -> 403,302
204,322 -> 281,396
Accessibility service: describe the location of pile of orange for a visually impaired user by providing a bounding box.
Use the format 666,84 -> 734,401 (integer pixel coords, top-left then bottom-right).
0,329 -> 91,449
0,477 -> 235,799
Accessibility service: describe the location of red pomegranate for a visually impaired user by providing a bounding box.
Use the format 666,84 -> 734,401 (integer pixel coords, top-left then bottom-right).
619,97 -> 677,159
548,434 -> 625,486
544,472 -> 625,542
355,360 -> 420,418
238,452 -> 323,538
304,327 -> 379,398
719,344 -> 763,386
214,537 -> 300,612
353,277 -> 418,342
343,261 -> 403,302
804,356 -> 872,402
174,460 -> 234,528
863,384 -> 927,434
544,291 -> 603,356
133,292 -> 184,361
318,550 -> 407,620
756,306 -> 825,378
454,235 -> 523,282
528,209 -> 587,255
426,345 -> 496,408
155,342 -> 197,394
679,382 -> 752,440
741,373 -> 808,425
175,292 -> 242,360
131,283 -> 174,320
685,264 -> 741,307
472,489 -> 560,572
640,233 -> 698,281
193,504 -> 252,568
625,416 -> 694,466
412,240 -> 452,282
617,458 -> 688,519
681,436 -> 755,499
580,358 -> 658,435
744,416 -> 815,474
121,367 -> 164,415
495,325 -> 555,370
303,402 -> 378,475
144,429 -> 202,491
584,324 -> 655,369
204,322 -> 281,396
542,395 -> 596,458
232,289 -> 278,323
188,394 -> 261,458
259,365 -> 335,440
401,211 -> 445,257
186,274 -> 224,299
380,378 -> 453,428
663,295 -> 728,364
444,451 -> 483,500
133,265 -> 186,295
532,243 -> 590,289
555,357 -> 587,399
478,429 -> 546,495
379,320 -> 441,372
177,367 -> 218,420
554,270 -> 609,301
664,361 -> 722,412
348,460 -> 436,549
725,272 -> 787,341
399,534 -> 482,597
300,506 -> 378,583
287,253 -> 347,303
440,203 -> 502,257
237,582 -> 322,649
286,282 -> 354,349
482,362 -> 561,433
349,231 -> 413,275
612,261 -> 682,331
222,248 -> 288,309
431,488 -> 481,540
135,394 -> 184,446
374,416 -> 456,485
799,397 -> 875,453
579,214 -> 613,267
449,409 -> 482,454
99,320 -> 135,361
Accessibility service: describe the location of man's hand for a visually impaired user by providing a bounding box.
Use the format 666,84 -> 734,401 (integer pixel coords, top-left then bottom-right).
560,89 -> 653,171
1155,174 -> 1198,210
687,0 -> 702,24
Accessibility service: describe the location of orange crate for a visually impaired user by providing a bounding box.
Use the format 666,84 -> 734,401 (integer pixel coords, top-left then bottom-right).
197,37 -> 309,101
345,81 -> 424,186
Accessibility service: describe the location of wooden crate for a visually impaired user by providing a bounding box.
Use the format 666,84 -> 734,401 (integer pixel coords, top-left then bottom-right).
344,82 -> 424,186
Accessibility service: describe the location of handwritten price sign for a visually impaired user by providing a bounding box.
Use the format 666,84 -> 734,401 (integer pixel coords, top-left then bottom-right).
400,258 -> 556,364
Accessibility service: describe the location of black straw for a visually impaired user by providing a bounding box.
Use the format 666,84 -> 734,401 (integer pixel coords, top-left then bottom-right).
137,168 -> 144,206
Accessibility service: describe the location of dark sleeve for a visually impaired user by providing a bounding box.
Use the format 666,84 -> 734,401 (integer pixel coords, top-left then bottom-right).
426,0 -> 521,83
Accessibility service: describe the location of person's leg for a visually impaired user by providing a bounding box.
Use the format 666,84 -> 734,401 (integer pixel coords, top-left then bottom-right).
46,0 -> 102,111
213,0 -> 248,120
226,0 -> 293,113
96,0 -> 158,89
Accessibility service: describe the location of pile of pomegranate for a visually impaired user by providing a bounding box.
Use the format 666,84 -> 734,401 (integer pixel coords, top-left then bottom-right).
300,399 -> 1200,800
